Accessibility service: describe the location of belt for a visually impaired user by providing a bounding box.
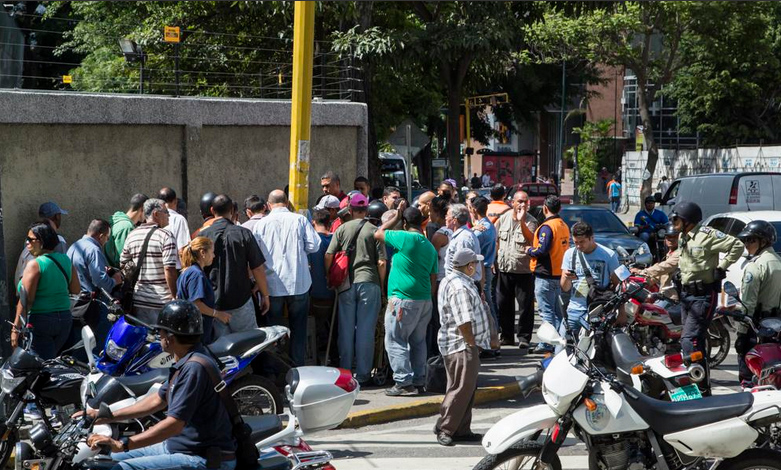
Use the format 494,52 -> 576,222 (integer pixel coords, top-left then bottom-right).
681,281 -> 718,296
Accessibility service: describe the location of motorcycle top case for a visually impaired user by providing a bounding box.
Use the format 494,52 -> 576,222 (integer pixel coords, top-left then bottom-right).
286,366 -> 358,433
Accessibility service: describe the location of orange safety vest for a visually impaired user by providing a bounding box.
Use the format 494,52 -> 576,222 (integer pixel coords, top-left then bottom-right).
487,201 -> 511,225
529,216 -> 570,277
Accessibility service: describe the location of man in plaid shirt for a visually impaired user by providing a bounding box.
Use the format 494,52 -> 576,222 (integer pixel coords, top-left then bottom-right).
434,248 -> 491,446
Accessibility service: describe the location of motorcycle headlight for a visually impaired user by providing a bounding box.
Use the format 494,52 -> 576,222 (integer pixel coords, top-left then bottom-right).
1,369 -> 25,395
105,339 -> 127,361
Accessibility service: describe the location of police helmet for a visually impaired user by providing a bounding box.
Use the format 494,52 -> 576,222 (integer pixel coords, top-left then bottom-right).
367,200 -> 387,224
153,300 -> 203,336
199,192 -> 217,219
737,220 -> 777,245
664,223 -> 680,238
670,201 -> 702,225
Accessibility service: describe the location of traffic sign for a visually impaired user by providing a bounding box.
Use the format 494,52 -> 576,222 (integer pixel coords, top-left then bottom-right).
62,75 -> 72,84
164,26 -> 180,43
432,159 -> 448,168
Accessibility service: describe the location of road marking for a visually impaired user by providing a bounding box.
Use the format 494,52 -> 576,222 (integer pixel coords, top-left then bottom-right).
331,455 -> 590,470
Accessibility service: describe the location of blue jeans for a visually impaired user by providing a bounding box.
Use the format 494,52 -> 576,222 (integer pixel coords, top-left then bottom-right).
267,293 -> 310,366
639,232 -> 651,243
213,298 -> 257,337
111,442 -> 236,470
338,282 -> 381,383
29,311 -> 71,360
384,297 -> 432,387
535,277 -> 562,343
610,196 -> 620,213
482,268 -> 498,333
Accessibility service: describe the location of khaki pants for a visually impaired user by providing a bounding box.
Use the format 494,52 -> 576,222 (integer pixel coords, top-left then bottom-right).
438,346 -> 479,436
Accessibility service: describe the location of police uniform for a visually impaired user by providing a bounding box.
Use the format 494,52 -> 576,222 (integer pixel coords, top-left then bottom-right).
678,225 -> 743,360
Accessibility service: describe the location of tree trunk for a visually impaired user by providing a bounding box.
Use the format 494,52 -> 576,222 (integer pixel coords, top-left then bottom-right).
446,83 -> 463,181
355,2 -> 381,190
636,79 -> 658,203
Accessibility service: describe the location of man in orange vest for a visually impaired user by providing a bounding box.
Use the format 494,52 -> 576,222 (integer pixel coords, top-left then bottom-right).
486,184 -> 511,225
522,196 -> 571,353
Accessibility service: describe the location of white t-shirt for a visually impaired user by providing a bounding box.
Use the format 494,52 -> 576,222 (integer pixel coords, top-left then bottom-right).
167,208 -> 191,269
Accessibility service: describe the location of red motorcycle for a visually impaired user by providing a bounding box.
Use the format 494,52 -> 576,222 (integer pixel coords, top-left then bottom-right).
624,275 -> 731,367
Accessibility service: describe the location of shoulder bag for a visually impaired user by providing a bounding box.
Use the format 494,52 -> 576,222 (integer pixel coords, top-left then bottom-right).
328,219 -> 369,293
576,250 -> 614,308
119,227 -> 157,312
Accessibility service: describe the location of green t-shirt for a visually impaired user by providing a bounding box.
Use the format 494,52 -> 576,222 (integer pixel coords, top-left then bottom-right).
105,211 -> 134,268
384,230 -> 438,300
18,252 -> 72,314
326,219 -> 386,286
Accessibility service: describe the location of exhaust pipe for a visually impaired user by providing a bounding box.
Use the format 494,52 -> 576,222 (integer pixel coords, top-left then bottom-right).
688,363 -> 706,383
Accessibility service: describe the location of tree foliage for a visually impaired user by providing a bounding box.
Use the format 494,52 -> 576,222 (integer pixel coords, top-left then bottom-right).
571,119 -> 614,205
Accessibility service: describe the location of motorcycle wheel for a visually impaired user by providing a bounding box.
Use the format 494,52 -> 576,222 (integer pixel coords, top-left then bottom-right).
472,441 -> 561,470
228,375 -> 283,416
0,428 -> 18,469
707,319 -> 731,368
718,448 -> 781,470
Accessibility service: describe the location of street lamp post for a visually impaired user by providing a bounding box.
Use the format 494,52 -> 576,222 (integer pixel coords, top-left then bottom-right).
118,38 -> 146,94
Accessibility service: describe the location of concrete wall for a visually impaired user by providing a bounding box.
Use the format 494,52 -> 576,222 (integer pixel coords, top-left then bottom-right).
0,90 -> 368,287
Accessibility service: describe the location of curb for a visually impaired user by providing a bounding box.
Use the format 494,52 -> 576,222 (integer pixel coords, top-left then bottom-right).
339,380 -> 521,429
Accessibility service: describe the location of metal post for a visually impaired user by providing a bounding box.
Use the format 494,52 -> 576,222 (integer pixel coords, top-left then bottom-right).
405,124 -> 413,202
174,43 -> 180,96
288,1 -> 315,213
557,61 -> 566,181
464,98 -> 471,182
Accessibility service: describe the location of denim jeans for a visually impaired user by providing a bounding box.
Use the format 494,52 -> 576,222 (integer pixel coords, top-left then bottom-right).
535,277 -> 562,344
111,442 -> 236,470
610,196 -> 620,213
29,311 -> 71,360
213,298 -> 258,338
384,297 -> 432,387
482,268 -> 498,332
337,282 -> 381,382
267,293 -> 310,366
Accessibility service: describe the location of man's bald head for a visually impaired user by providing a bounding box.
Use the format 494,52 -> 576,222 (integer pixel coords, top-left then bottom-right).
417,191 -> 436,218
513,190 -> 529,203
268,189 -> 288,208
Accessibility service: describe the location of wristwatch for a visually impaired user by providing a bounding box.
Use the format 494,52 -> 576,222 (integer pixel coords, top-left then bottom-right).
120,437 -> 130,452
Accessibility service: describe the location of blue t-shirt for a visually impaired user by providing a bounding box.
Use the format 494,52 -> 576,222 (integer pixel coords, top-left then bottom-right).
159,348 -> 236,455
633,209 -> 669,235
609,181 -> 621,198
561,244 -> 620,318
474,217 -> 497,267
176,265 -> 216,343
309,233 -> 334,300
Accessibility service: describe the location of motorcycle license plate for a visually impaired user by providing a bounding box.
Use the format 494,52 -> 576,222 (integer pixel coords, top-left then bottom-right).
669,384 -> 702,402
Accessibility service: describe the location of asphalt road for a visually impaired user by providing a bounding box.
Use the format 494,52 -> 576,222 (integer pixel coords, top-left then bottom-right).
308,347 -> 742,470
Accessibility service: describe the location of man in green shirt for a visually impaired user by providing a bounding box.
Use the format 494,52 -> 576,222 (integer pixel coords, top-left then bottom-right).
105,194 -> 148,268
375,203 -> 438,396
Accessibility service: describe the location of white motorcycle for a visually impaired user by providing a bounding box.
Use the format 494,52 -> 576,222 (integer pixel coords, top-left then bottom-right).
475,320 -> 781,470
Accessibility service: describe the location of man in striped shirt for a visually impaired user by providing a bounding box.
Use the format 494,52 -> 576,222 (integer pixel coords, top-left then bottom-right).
120,198 -> 179,325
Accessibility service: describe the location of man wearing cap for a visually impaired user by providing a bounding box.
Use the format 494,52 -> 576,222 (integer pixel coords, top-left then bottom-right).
316,195 -> 342,231
252,189 -> 321,366
435,247 -> 491,446
634,196 -> 669,259
14,201 -> 69,286
325,193 -> 386,386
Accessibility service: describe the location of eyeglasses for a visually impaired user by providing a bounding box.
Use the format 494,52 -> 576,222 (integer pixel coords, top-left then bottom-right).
25,237 -> 39,244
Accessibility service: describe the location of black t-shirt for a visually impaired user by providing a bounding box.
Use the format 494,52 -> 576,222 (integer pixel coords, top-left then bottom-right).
159,346 -> 236,455
200,218 -> 265,310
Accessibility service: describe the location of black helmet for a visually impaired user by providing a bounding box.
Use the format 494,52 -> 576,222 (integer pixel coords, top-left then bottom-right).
154,300 -> 203,336
670,201 -> 702,225
737,220 -> 777,244
664,222 -> 680,238
367,200 -> 387,223
199,192 -> 217,218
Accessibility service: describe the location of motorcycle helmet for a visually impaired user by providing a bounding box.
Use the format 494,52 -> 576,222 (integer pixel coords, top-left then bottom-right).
670,201 -> 702,225
154,300 -> 203,336
367,200 -> 388,225
644,195 -> 656,205
664,223 -> 680,238
737,220 -> 777,245
199,192 -> 217,219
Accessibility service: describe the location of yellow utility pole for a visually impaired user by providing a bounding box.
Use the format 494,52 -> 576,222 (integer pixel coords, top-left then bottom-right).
288,1 -> 315,213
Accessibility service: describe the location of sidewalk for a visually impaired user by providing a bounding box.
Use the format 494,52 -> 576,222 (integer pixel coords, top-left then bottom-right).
340,345 -> 541,429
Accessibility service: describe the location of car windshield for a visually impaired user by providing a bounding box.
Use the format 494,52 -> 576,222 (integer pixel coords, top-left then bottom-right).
560,209 -> 629,234
772,222 -> 781,253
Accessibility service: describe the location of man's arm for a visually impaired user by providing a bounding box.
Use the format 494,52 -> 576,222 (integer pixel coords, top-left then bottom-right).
251,265 -> 270,314
714,233 -> 745,270
741,264 -> 761,315
303,220 -> 321,254
89,251 -> 117,292
103,390 -> 167,422
457,322 -> 476,347
640,249 -> 680,284
527,225 -> 552,258
375,202 -> 406,243
164,267 -> 178,298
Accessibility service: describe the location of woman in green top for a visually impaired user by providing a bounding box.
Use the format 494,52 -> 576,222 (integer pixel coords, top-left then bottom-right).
14,222 -> 80,359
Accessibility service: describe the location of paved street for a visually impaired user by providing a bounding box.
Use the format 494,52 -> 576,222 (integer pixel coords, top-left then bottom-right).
309,345 -> 741,470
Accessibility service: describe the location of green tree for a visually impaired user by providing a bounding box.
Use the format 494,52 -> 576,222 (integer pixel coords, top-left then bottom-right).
572,119 -> 614,205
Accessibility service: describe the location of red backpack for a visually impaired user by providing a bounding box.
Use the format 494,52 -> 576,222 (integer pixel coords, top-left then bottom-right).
328,220 -> 368,292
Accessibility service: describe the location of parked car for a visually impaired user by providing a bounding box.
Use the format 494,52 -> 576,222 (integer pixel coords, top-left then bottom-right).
508,182 -> 573,207
657,172 -> 781,221
529,205 -> 653,265
702,211 -> 781,306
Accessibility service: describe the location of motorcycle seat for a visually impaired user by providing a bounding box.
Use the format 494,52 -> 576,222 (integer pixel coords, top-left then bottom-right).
625,389 -> 753,435
611,332 -> 648,375
116,369 -> 169,396
208,329 -> 268,358
244,414 -> 284,442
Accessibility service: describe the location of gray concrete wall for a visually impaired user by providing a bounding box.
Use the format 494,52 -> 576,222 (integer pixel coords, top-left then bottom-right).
0,90 -> 367,284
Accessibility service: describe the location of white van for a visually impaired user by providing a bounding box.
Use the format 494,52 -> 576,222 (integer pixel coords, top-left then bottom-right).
657,172 -> 781,221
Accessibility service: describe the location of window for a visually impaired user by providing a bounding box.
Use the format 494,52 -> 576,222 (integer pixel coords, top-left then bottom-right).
707,217 -> 734,235
664,180 -> 680,202
727,220 -> 746,238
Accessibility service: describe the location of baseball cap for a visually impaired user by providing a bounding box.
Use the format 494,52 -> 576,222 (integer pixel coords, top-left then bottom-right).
38,202 -> 68,218
451,248 -> 484,267
350,193 -> 368,208
318,195 -> 341,210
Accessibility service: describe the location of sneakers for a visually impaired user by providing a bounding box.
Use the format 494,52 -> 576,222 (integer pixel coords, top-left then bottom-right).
533,343 -> 554,354
517,337 -> 530,349
437,432 -> 454,446
385,384 -> 419,397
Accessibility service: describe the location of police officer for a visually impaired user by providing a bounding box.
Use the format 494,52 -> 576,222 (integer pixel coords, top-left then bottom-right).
86,300 -> 237,470
632,223 -> 680,300
734,220 -> 781,382
671,201 -> 743,392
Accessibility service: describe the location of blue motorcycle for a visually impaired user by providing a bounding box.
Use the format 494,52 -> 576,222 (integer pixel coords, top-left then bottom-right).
93,291 -> 290,415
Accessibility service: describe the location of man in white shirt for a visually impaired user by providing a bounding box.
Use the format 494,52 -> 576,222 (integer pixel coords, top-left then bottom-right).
158,187 -> 191,269
252,189 -> 321,366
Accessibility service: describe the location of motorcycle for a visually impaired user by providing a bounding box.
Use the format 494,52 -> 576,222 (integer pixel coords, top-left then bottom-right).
94,289 -> 289,415
474,318 -> 781,470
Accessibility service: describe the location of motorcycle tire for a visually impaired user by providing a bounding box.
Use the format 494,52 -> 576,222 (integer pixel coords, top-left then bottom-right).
228,375 -> 284,416
707,319 -> 731,368
0,428 -> 18,469
472,441 -> 561,470
718,448 -> 781,470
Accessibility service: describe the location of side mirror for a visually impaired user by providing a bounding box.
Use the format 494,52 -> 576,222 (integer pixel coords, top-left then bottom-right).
724,281 -> 740,300
654,192 -> 662,203
629,226 -> 639,235
634,252 -> 654,267
537,322 -> 565,346
81,326 -> 97,369
614,265 -> 631,282
616,246 -> 630,258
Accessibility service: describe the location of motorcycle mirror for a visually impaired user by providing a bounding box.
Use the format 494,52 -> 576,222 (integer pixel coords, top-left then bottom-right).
724,281 -> 740,300
604,387 -> 623,418
628,226 -> 639,235
81,326 -> 97,370
616,246 -> 630,258
18,287 -> 29,314
537,322 -> 565,346
614,265 -> 631,282
96,402 -> 113,420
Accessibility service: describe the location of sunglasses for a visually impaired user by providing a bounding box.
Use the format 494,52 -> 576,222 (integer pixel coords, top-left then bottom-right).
25,237 -> 39,244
